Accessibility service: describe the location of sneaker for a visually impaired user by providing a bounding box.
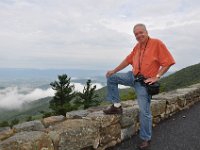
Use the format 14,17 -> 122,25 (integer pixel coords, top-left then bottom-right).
103,104 -> 122,115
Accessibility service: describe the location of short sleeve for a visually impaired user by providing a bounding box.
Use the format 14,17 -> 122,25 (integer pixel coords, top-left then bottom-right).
125,48 -> 136,65
158,41 -> 175,67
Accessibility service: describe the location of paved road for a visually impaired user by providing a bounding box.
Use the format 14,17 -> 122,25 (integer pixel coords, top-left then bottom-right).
107,101 -> 200,150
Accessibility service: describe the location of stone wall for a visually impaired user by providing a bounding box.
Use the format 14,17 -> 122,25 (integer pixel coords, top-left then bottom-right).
0,83 -> 200,150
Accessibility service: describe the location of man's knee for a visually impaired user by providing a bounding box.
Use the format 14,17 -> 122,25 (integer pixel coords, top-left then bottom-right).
107,74 -> 117,83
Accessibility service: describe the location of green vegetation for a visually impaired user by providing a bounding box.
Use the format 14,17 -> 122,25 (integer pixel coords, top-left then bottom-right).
10,118 -> 19,127
26,116 -> 33,122
49,74 -> 76,116
49,75 -> 100,116
0,118 -> 19,128
160,63 -> 200,91
47,74 -> 101,116
75,79 -> 100,109
120,88 -> 137,101
0,121 -> 9,127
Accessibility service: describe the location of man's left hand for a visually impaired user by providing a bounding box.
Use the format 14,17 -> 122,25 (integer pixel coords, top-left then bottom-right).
144,77 -> 159,84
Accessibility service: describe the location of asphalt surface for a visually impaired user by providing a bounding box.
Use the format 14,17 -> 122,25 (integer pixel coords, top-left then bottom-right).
107,101 -> 200,150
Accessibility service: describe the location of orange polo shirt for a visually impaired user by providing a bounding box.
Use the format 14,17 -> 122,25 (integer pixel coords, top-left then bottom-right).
125,38 -> 175,78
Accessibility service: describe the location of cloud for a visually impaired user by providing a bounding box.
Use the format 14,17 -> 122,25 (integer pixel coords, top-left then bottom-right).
72,82 -> 103,92
0,0 -> 199,70
0,82 -> 104,109
0,86 -> 54,109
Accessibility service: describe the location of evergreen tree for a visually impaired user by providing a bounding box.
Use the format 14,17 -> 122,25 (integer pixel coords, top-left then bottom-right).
49,74 -> 76,116
76,79 -> 99,109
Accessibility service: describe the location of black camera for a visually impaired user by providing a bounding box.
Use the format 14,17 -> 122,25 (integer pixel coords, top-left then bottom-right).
135,74 -> 146,86
135,74 -> 160,96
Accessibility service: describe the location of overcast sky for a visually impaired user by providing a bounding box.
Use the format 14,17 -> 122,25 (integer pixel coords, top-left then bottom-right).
0,0 -> 199,72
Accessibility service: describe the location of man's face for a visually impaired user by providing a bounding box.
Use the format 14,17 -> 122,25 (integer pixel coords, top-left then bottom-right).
134,26 -> 148,44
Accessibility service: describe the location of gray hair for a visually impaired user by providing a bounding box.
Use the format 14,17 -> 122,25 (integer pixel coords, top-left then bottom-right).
133,23 -> 147,32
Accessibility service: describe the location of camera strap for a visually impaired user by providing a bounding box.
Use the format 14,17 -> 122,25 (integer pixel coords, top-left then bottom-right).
137,37 -> 149,76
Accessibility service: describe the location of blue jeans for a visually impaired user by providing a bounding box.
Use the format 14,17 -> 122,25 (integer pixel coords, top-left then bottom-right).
106,71 -> 152,141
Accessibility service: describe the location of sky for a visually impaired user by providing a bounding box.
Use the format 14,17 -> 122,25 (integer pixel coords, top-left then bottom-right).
0,0 -> 200,72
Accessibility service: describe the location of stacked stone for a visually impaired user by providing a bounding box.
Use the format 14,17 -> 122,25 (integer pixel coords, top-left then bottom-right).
153,83 -> 200,121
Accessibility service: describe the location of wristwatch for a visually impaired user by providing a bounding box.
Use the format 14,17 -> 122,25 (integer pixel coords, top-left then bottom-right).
156,74 -> 161,79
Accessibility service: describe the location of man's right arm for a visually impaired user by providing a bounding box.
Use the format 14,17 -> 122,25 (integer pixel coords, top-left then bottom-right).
106,59 -> 129,77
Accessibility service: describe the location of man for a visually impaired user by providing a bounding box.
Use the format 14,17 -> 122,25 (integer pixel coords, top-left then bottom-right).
103,23 -> 175,149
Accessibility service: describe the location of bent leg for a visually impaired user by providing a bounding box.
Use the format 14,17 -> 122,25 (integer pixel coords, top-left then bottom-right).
106,71 -> 134,103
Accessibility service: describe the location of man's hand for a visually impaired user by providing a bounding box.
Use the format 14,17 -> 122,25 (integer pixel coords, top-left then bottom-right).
106,70 -> 115,77
145,66 -> 171,84
105,59 -> 129,78
144,77 -> 159,84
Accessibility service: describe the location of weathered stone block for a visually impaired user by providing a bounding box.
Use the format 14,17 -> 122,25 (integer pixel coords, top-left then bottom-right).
86,111 -> 121,128
177,97 -> 187,108
120,106 -> 139,128
100,123 -> 121,145
48,119 -> 100,150
165,103 -> 179,115
121,100 -> 138,108
0,131 -> 54,150
96,140 -> 117,150
0,127 -> 14,141
13,120 -> 45,133
66,110 -> 90,119
153,116 -> 161,124
121,124 -> 135,141
151,100 -> 166,117
43,115 -> 65,127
